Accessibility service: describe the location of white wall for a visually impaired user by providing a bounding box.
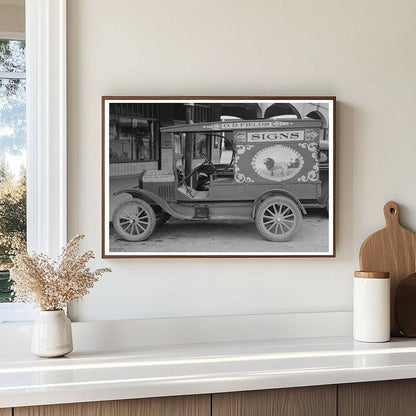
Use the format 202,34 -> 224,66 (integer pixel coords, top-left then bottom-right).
67,0 -> 416,321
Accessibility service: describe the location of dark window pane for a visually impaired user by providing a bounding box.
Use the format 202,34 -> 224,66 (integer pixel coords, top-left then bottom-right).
194,133 -> 207,158
109,116 -> 155,163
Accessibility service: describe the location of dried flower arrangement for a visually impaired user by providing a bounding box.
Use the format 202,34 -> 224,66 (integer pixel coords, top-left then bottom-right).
10,234 -> 111,311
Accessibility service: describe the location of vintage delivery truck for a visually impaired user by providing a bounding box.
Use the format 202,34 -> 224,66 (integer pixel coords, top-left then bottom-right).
111,118 -> 329,243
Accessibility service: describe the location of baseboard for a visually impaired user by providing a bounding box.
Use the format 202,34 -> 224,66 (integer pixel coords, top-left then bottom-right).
0,311 -> 352,353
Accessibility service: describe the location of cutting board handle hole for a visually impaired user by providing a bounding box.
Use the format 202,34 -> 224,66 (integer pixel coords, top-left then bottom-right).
384,201 -> 399,224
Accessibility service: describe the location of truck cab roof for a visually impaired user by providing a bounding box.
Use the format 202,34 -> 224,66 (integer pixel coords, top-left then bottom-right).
160,118 -> 323,134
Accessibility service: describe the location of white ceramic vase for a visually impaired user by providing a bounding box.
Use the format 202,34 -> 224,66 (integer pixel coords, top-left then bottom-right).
31,310 -> 73,358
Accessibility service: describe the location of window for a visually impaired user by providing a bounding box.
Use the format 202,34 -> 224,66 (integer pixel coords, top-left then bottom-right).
109,115 -> 156,163
0,0 -> 68,324
193,133 -> 208,158
0,36 -> 26,305
109,103 -> 157,163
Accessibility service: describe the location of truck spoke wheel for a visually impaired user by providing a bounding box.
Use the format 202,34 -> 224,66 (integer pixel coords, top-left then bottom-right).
113,199 -> 156,242
255,196 -> 302,242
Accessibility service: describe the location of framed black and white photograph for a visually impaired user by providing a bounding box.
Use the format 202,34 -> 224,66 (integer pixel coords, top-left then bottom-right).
102,97 -> 336,258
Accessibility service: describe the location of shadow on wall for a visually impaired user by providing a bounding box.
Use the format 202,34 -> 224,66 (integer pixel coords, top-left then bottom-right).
337,101 -> 354,261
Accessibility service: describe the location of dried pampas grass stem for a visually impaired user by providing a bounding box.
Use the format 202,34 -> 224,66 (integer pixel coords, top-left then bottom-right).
10,234 -> 111,310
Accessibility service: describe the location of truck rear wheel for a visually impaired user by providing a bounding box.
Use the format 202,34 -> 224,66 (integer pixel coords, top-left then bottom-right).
113,199 -> 156,242
255,196 -> 302,242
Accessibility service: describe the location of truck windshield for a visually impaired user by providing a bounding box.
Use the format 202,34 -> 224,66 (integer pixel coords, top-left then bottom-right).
174,131 -> 234,165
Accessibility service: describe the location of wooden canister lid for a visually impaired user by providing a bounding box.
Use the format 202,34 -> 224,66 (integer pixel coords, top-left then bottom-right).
354,271 -> 390,279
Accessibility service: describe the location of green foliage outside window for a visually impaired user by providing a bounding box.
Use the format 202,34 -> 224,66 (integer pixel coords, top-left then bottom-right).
0,39 -> 27,302
0,161 -> 26,302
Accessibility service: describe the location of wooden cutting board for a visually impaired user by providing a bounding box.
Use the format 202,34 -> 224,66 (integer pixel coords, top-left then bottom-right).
359,201 -> 416,336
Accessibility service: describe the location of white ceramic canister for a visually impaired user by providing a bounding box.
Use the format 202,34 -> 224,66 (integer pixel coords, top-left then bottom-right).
353,271 -> 390,343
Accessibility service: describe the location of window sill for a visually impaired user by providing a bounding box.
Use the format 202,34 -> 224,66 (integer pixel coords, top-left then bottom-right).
0,303 -> 35,324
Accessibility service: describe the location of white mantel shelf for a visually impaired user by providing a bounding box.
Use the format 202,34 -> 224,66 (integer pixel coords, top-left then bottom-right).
3,335 -> 416,409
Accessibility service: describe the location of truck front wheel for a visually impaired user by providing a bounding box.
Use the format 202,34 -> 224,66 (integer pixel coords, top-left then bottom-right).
255,196 -> 302,242
113,199 -> 156,242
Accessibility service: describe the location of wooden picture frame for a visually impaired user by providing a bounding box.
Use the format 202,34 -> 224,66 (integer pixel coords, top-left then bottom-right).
102,96 -> 336,258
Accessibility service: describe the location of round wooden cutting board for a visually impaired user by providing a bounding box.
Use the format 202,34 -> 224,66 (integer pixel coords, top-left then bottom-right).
359,201 -> 416,336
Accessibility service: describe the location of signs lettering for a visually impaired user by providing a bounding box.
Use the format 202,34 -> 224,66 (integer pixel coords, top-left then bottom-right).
247,130 -> 304,142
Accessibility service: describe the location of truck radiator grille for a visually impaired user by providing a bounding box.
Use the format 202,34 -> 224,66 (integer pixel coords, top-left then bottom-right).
158,185 -> 175,200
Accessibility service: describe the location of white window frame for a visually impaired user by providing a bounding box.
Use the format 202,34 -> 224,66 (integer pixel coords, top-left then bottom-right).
0,0 -> 67,323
